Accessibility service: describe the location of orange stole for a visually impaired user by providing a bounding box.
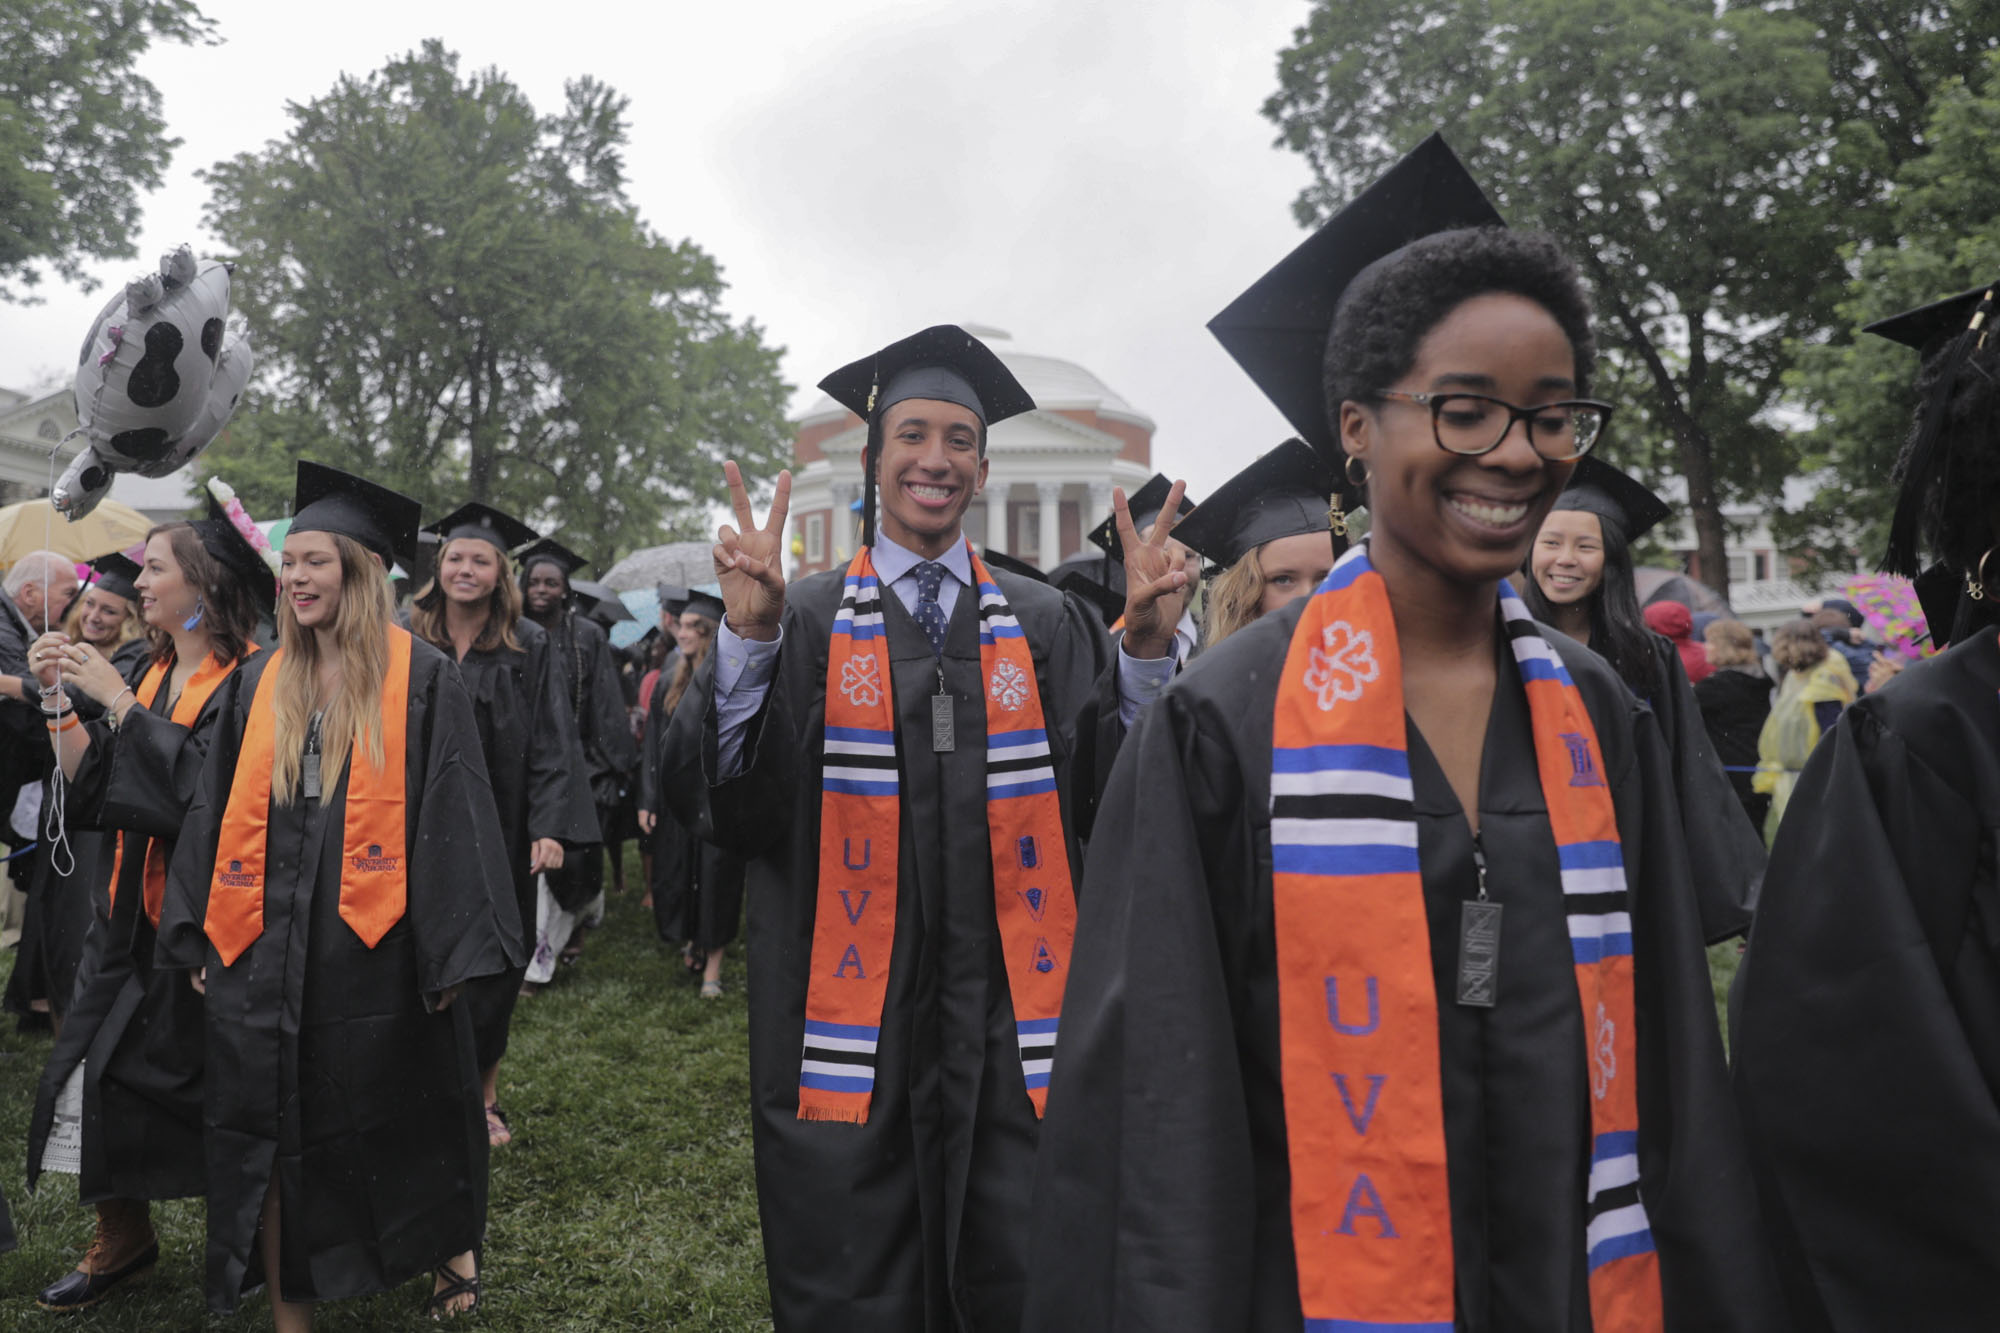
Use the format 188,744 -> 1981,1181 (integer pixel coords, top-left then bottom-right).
106,649 -> 253,926
204,627 -> 413,966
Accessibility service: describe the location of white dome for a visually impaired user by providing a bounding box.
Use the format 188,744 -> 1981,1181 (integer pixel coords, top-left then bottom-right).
796,326 -> 1153,432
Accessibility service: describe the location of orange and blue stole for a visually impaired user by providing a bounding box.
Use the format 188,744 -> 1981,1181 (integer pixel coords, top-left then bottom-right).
1269,543 -> 1662,1331
799,541 -> 1077,1124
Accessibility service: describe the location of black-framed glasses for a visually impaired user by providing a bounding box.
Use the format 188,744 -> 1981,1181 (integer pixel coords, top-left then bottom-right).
1374,390 -> 1613,461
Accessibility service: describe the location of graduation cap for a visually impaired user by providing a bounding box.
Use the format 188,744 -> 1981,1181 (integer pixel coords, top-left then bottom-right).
1207,132 -> 1505,463
1863,279 -> 2000,577
1549,455 -> 1671,545
1056,569 -> 1124,628
681,590 -> 725,623
656,583 -> 691,618
1173,439 -> 1347,570
980,548 -> 1047,582
817,325 -> 1036,548
290,461 -> 424,567
192,494 -> 279,605
424,501 -> 540,556
1085,473 -> 1197,561
81,551 -> 141,603
516,536 -> 589,580
572,578 -> 635,624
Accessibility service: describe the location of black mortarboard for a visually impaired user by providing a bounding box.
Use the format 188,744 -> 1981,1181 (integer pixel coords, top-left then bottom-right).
1208,133 -> 1504,463
424,501 -> 540,555
193,494 -> 278,604
1864,279 -> 2000,577
1174,439 -> 1346,570
290,461 -> 423,567
1056,569 -> 1124,628
818,325 -> 1036,548
82,551 -> 141,603
681,590 -> 725,623
572,578 -> 635,624
1086,473 -> 1197,561
516,536 -> 589,579
980,549 -> 1047,582
1550,455 -> 1671,545
656,583 -> 691,617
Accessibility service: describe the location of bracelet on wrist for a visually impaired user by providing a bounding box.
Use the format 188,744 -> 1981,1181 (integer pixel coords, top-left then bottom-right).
45,712 -> 79,734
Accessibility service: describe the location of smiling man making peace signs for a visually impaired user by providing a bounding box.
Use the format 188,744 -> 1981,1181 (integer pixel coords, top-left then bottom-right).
658,325 -> 1189,1333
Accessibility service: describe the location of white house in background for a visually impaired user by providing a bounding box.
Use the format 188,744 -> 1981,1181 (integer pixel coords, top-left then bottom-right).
1656,475 -> 1863,631
0,383 -> 196,521
785,326 -> 1157,577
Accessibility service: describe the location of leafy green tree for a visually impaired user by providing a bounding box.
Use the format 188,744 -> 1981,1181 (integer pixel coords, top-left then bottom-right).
1264,0 -> 1995,600
196,41 -> 791,565
0,0 -> 215,299
1781,48 -> 2000,577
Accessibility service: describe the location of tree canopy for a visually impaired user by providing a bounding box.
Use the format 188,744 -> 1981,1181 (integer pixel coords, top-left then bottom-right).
1265,0 -> 2000,600
0,0 -> 215,300
196,41 -> 792,566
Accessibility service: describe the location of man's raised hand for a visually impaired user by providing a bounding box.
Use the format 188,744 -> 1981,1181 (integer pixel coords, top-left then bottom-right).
1116,479 -> 1190,661
716,462 -> 790,642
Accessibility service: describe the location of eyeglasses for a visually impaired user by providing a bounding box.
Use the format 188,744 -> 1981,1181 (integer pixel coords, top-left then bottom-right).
1373,390 -> 1613,461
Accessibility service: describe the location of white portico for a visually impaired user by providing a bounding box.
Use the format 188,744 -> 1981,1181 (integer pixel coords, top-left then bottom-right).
785,327 -> 1158,576
0,384 -> 196,522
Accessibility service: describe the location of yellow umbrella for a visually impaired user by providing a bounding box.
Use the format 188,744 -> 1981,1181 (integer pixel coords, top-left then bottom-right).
0,497 -> 155,568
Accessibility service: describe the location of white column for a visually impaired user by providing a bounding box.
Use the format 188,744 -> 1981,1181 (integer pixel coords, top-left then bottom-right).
1037,481 -> 1064,566
829,481 -> 857,559
1086,479 -> 1115,532
984,482 -> 1010,554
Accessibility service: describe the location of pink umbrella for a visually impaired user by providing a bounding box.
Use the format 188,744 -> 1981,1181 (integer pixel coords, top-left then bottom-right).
1842,572 -> 1934,659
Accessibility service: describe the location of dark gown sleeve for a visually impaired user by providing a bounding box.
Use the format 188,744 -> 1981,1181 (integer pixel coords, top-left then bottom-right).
523,630 -> 598,846
154,663 -> 256,971
71,689 -> 224,840
1027,674 -> 1272,1330
1645,634 -> 1764,942
1734,704 -> 2000,1331
580,621 -> 638,793
406,651 -> 528,996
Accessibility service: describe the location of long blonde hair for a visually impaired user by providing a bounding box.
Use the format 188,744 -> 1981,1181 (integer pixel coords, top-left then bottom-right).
664,614 -> 716,714
62,583 -> 144,653
270,534 -> 395,806
1201,553 -> 1267,649
408,538 -> 522,655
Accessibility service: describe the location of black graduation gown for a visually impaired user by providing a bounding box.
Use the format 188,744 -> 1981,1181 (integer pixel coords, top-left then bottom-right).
444,617 -> 595,1064
542,611 -> 636,910
26,646 -> 236,1204
1023,600 -> 1788,1332
1734,627 -> 2000,1331
1637,633 -> 1765,943
638,655 -> 685,945
659,567 -> 1111,1333
1691,665 -> 1772,831
154,641 -> 523,1312
642,665 -> 745,952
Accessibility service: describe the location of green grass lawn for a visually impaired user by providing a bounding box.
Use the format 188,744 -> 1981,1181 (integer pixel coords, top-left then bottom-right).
0,871 -> 772,1331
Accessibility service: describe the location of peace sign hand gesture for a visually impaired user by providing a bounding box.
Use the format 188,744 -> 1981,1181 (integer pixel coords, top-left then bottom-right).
715,461 -> 790,642
1115,479 -> 1191,662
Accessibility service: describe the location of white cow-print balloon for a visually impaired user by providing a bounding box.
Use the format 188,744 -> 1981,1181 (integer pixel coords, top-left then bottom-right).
56,245 -> 255,518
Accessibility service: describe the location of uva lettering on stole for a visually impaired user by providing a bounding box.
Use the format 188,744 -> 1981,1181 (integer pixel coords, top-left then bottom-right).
843,837 -> 871,871
836,840 -> 871,976
834,943 -> 867,979
1327,977 -> 1399,1239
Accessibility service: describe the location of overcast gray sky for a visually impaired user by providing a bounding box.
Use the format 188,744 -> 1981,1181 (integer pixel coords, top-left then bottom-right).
1,0 -> 1322,509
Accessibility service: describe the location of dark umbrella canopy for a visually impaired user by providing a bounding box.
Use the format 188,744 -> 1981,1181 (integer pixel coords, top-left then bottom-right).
1633,567 -> 1730,616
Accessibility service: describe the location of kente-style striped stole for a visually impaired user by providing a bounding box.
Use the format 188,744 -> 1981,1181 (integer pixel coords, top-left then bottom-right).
205,627 -> 413,966
1269,543 -> 1662,1332
799,541 -> 1078,1124
107,647 -> 255,926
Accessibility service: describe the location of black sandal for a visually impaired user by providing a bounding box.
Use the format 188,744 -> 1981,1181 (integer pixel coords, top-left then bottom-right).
427,1259 -> 481,1319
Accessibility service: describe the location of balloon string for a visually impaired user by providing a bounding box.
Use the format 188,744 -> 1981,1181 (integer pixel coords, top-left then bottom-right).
39,437 -> 75,880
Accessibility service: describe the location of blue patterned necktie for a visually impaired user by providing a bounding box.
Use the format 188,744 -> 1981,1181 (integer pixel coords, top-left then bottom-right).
913,560 -> 950,659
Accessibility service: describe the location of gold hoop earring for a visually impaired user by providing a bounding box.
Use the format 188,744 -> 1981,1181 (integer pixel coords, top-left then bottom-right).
1345,455 -> 1370,489
1969,545 -> 1998,601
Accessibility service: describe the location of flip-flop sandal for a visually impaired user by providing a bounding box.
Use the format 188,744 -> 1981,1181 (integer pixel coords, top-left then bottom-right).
427,1258 -> 481,1319
700,979 -> 724,999
485,1103 -> 512,1147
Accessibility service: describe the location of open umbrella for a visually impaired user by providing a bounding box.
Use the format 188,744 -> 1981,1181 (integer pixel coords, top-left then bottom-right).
1842,572 -> 1933,659
1633,567 -> 1731,616
0,497 -> 154,568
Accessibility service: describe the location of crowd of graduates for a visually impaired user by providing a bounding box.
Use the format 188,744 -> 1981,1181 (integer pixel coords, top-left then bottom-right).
0,131 -> 1995,1330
